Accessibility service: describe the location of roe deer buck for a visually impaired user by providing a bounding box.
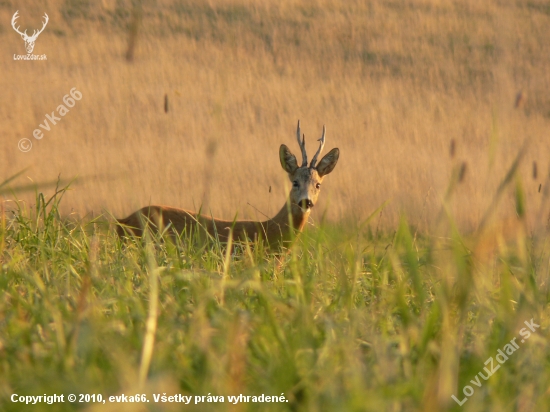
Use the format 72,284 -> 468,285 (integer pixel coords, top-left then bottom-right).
116,121 -> 339,248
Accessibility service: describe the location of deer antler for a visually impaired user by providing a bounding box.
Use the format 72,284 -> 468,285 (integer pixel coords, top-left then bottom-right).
296,120 -> 307,167
29,13 -> 49,40
11,11 -> 27,37
12,11 -> 48,40
310,125 -> 326,168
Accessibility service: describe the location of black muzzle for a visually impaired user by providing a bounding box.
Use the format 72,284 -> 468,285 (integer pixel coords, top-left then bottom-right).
300,199 -> 314,209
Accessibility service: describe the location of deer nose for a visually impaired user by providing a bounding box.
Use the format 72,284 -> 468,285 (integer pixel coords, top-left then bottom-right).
300,199 -> 314,209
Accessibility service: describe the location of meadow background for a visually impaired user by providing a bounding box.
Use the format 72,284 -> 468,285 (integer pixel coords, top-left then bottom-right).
1,0 -> 550,411
1,0 -> 550,230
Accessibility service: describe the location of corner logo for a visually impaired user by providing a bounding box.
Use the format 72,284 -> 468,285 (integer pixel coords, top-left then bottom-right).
12,10 -> 48,60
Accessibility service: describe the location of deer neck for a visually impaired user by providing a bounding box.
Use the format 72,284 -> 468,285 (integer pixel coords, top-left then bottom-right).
268,199 -> 310,236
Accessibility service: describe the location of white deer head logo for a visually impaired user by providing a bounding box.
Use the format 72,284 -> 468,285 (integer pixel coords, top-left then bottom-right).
11,11 -> 49,54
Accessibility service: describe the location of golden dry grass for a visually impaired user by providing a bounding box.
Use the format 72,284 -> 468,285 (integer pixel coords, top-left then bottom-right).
1,0 -> 550,232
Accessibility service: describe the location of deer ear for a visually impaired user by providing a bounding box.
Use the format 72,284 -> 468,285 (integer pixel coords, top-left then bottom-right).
279,144 -> 299,174
316,148 -> 339,177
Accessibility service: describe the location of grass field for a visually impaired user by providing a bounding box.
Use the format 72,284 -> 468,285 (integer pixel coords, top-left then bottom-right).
2,0 -> 550,229
1,0 -> 550,411
1,182 -> 549,411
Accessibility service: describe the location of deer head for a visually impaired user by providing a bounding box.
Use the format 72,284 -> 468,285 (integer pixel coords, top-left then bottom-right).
12,11 -> 49,54
279,121 -> 339,214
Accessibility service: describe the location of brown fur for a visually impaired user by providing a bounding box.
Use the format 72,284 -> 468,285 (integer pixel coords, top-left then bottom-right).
116,203 -> 307,248
116,122 -> 339,249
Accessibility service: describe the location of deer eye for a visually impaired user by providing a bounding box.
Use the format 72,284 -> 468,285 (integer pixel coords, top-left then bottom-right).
316,183 -> 321,189
293,181 -> 299,188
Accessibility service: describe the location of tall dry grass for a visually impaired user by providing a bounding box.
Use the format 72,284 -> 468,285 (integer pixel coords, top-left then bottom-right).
1,0 -> 550,231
